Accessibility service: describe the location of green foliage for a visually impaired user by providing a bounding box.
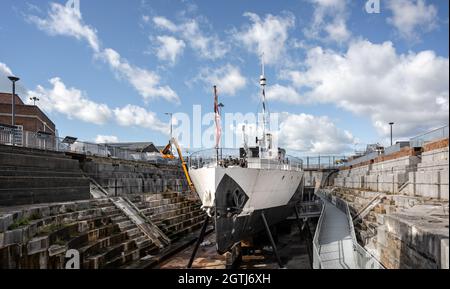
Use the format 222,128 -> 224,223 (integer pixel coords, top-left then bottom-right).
8,218 -> 30,230
53,237 -> 66,246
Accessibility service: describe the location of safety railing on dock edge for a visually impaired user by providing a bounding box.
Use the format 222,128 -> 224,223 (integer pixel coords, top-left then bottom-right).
298,155 -> 349,170
341,200 -> 384,269
0,125 -> 180,166
334,195 -> 384,269
312,198 -> 326,269
410,125 -> 449,148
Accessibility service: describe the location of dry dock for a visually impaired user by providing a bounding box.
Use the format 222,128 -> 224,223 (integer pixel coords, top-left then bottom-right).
0,125 -> 448,269
158,226 -> 312,269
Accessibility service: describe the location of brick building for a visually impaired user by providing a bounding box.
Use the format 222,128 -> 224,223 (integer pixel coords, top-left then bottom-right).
0,92 -> 56,135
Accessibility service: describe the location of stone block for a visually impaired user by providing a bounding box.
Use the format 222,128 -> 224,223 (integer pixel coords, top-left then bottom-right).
376,213 -> 385,225
379,173 -> 394,193
383,213 -> 448,267
439,170 -> 449,200
441,239 -> 449,269
0,214 -> 13,233
406,172 -> 416,196
415,171 -> 440,199
48,244 -> 67,257
2,228 -> 26,246
367,175 -> 378,191
27,236 -> 49,255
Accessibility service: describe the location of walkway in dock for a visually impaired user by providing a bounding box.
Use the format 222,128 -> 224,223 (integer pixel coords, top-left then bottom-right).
313,190 -> 384,269
316,198 -> 356,269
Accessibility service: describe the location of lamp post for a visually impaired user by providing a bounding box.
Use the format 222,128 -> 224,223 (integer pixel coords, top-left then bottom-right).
165,112 -> 173,154
30,96 -> 40,106
8,76 -> 20,127
389,122 -> 394,146
8,76 -> 20,146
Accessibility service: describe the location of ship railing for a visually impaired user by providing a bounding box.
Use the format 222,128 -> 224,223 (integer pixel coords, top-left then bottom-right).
188,148 -> 303,172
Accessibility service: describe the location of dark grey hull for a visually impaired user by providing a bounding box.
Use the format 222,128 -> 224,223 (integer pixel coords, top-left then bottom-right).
214,173 -> 304,254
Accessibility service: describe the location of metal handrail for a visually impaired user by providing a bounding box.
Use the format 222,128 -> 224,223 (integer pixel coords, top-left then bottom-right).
410,125 -> 449,148
314,190 -> 384,269
312,198 -> 326,269
0,125 -> 180,165
341,197 -> 384,269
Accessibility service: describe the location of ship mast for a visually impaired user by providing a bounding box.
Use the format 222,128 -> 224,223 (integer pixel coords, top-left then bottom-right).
259,53 -> 268,156
260,54 -> 267,137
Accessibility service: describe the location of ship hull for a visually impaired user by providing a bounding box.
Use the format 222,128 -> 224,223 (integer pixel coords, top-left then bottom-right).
190,167 -> 304,253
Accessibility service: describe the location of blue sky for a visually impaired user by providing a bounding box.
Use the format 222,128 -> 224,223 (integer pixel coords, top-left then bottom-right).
0,0 -> 448,154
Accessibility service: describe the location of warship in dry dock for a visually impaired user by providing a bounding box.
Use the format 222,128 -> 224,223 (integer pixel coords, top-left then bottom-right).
189,62 -> 305,254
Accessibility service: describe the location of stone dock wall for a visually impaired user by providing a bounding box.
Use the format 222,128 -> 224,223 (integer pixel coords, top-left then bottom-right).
0,145 -> 90,206
333,138 -> 449,200
81,156 -> 189,197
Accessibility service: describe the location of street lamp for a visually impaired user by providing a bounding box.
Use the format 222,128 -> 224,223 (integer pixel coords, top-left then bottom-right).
165,112 -> 173,155
389,122 -> 395,146
30,96 -> 40,106
8,76 -> 20,127
8,76 -> 20,146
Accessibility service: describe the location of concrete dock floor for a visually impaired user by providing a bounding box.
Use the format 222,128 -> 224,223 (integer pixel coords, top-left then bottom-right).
157,223 -> 312,269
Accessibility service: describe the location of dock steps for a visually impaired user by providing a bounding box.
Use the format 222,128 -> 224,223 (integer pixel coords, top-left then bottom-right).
111,197 -> 171,248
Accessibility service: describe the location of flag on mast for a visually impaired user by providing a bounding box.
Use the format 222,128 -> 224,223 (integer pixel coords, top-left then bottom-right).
214,86 -> 222,149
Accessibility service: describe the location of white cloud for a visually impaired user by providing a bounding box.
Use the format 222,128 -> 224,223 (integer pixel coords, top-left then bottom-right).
26,77 -> 112,125
386,0 -> 438,40
279,113 -> 357,154
28,3 -> 100,52
274,40 -> 449,138
195,64 -> 247,96
0,62 -> 28,96
29,2 -> 179,104
95,135 -> 119,144
234,12 -> 295,65
324,18 -> 351,43
266,84 -> 304,104
0,62 -> 13,76
153,16 -> 228,60
153,16 -> 178,32
305,0 -> 351,43
26,77 -> 169,135
155,36 -> 186,65
142,15 -> 150,23
101,48 -> 180,103
0,62 -> 14,92
113,105 -> 168,134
